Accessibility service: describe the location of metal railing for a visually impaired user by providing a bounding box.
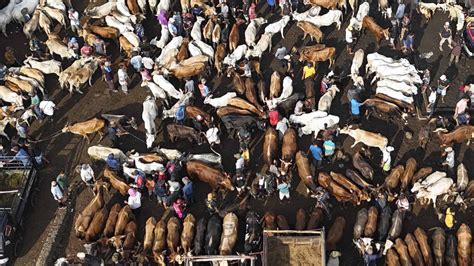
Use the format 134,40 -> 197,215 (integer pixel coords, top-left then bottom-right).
0,156 -> 33,170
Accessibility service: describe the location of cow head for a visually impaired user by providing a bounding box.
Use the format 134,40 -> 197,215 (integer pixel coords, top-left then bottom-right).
108,235 -> 126,252
382,28 -> 390,40
62,122 -> 70,133
220,177 -> 235,191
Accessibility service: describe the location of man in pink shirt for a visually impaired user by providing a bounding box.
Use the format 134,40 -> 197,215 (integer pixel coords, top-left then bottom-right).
454,97 -> 470,125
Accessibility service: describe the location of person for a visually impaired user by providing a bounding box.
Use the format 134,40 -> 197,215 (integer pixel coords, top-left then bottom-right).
274,45 -> 287,67
442,146 -> 455,176
181,176 -> 193,204
221,23 -> 230,44
389,20 -> 399,48
139,67 -> 152,81
172,12 -> 183,35
80,164 -> 95,186
350,97 -> 362,123
381,146 -> 394,173
454,97 -> 470,125
184,78 -> 195,94
233,173 -> 246,195
117,63 -> 129,94
427,87 -> 437,118
198,78 -> 209,97
399,14 -> 410,43
402,32 -> 415,53
375,191 -> 388,210
248,3 -> 257,20
347,78 -> 363,102
56,171 -> 68,193
39,100 -> 56,121
345,25 -> 355,54
143,176 -> 154,199
268,108 -> 280,127
320,72 -> 333,95
276,117 -> 289,140
206,125 -> 220,145
439,22 -> 453,51
76,252 -> 104,265
302,62 -> 316,80
107,121 -> 127,147
167,177 -> 181,204
125,187 -> 142,216
444,207 -> 455,230
0,63 -> 7,85
168,17 -> 178,37
103,61 -> 116,93
363,246 -> 382,266
154,178 -> 168,206
309,141 -> 323,169
142,55 -> 154,70
9,146 -> 31,167
134,21 -> 145,41
132,170 -> 145,190
29,36 -> 43,58
92,36 -> 106,55
396,193 -> 410,212
323,138 -> 336,161
241,145 -> 250,164
16,119 -> 29,139
281,0 -> 291,16
235,155 -> 245,174
219,1 -> 230,19
106,153 -> 121,172
327,251 -> 341,266
449,39 -> 461,66
173,199 -> 186,219
51,181 -> 66,208
192,115 -> 205,131
205,193 -> 218,213
80,44 -> 93,57
68,8 -> 80,34
267,0 -> 276,13
277,178 -> 291,202
294,100 -> 304,115
437,75 -> 450,103
130,52 -> 143,72
67,37 -> 79,56
182,12 -> 194,37
395,2 -> 406,22
269,160 -> 281,178
4,47 -> 20,66
191,4 -> 203,17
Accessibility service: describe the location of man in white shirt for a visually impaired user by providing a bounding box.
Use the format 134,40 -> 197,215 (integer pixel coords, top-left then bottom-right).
80,164 -> 95,186
125,187 -> 142,215
206,126 -> 220,145
142,56 -> 154,70
39,100 -> 56,121
276,117 -> 289,140
117,63 -> 129,94
68,9 -> 80,34
51,181 -> 66,208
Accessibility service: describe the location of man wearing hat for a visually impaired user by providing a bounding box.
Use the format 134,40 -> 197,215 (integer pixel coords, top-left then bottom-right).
345,24 -> 356,54
182,177 -> 194,204
439,21 -> 453,51
437,75 -> 450,103
125,186 -> 142,216
442,146 -> 455,176
51,181 -> 66,208
381,146 -> 394,173
274,45 -> 288,67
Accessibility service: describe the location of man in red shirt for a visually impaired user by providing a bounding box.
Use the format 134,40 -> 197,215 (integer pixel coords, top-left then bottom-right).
269,109 -> 280,127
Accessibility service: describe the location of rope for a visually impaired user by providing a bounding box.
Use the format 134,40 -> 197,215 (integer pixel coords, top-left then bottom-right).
30,130 -> 64,143
126,131 -> 146,144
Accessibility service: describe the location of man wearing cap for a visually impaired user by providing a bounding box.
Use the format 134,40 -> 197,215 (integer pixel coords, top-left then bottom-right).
345,24 -> 356,54
381,146 -> 394,173
198,78 -> 209,97
125,187 -> 142,216
439,22 -> 453,51
442,147 -> 455,176
274,45 -> 287,67
51,181 -> 66,208
437,75 -> 450,103
182,177 -> 193,204
444,208 -> 455,230
68,8 -> 80,34
39,99 -> 57,121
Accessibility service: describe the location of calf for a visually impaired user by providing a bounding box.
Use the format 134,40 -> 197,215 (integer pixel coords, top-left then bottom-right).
62,118 -> 105,143
167,124 -> 205,144
299,47 -> 336,67
362,16 -> 389,47
433,125 -> 474,147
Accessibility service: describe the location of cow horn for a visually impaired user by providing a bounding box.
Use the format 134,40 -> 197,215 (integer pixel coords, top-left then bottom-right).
433,128 -> 447,133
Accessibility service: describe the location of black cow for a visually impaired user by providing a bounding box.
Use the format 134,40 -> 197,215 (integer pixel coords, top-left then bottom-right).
193,217 -> 207,255
205,214 -> 222,255
220,114 -> 266,138
244,211 -> 263,253
278,92 -> 305,116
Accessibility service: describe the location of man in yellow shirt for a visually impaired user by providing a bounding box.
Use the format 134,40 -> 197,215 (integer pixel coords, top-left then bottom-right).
302,62 -> 316,80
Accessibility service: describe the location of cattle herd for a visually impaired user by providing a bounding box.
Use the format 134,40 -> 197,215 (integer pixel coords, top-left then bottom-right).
0,0 -> 473,265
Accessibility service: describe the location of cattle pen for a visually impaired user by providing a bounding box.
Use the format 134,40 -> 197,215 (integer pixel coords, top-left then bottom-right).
263,229 -> 325,266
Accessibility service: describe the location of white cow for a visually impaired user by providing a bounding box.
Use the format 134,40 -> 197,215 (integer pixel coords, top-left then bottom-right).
157,36 -> 183,62
152,74 -> 183,99
122,31 -> 140,47
46,0 -> 66,12
154,147 -> 183,160
266,76 -> 293,109
292,6 -> 322,21
146,133 -> 155,149
0,0 -> 15,36
356,2 -> 370,22
416,178 -> 454,207
85,2 -> 117,18
0,86 -> 24,110
45,35 -> 77,59
191,16 -> 205,41
412,171 -> 446,193
303,10 -> 343,30
351,49 -> 364,82
117,0 -> 132,17
128,152 -> 165,174
188,41 -> 202,57
318,85 -> 340,112
193,40 -> 214,59
23,56 -> 62,76
142,96 -> 158,136
162,92 -> 194,118
372,72 -> 422,86
150,25 -> 170,49
376,86 -> 414,104
148,0 -> 158,13
157,0 -> 171,12
87,145 -> 128,162
141,80 -> 168,105
289,110 -> 328,125
105,15 -> 134,34
245,33 -> 272,59
299,115 -> 340,137
376,79 -> 418,95
204,92 -> 237,108
264,15 -> 291,38
223,44 -> 247,67
245,17 -> 268,46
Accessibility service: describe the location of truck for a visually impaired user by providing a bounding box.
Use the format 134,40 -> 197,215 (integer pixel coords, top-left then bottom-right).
0,156 -> 39,265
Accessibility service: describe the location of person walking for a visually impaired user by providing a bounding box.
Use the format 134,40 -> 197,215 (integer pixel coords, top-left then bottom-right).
68,8 -> 80,34
302,62 -> 316,80
345,25 -> 355,54
268,108 -> 280,127
277,178 -> 291,202
103,61 -> 116,93
56,171 -> 69,193
323,137 -> 336,162
92,36 -> 106,55
350,97 -> 362,123
389,20 -> 399,49
267,0 -> 276,13
449,38 -> 461,66
427,87 -> 437,117
125,186 -> 142,216
155,179 -> 168,207
80,164 -> 95,186
145,176 -> 155,199
184,78 -> 195,94
437,75 -> 450,103
117,63 -> 129,94
454,97 -> 470,125
402,32 -> 415,53
248,3 -> 257,20
442,147 -> 455,176
274,45 -> 287,67
182,176 -> 193,204
198,78 -> 209,97
439,22 -> 453,51
381,146 -> 394,173
309,141 -> 323,169
51,181 -> 66,208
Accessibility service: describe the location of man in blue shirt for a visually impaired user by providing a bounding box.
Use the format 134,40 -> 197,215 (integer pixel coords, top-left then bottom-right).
10,146 -> 31,167
106,154 -> 121,172
309,141 -> 323,169
350,98 -> 361,123
182,176 -> 193,204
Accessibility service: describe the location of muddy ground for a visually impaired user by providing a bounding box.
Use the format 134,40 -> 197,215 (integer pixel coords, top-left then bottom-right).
0,0 -> 472,265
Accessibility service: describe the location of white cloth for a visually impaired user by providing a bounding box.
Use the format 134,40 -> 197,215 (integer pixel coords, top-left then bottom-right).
39,101 -> 56,116
142,57 -> 154,70
51,184 -> 63,201
80,165 -> 95,183
127,192 -> 142,209
235,157 -> 245,170
118,69 -> 128,85
206,127 -> 220,144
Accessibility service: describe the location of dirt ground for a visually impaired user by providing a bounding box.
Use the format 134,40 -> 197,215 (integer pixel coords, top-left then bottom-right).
0,0 -> 472,265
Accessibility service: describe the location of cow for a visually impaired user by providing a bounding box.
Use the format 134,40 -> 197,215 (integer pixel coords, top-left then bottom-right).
330,172 -> 370,204
202,16 -> 215,43
219,212 -> 238,255
318,85 -> 339,112
86,23 -> 120,40
178,54 -> 208,67
193,217 -> 207,255
457,223 -> 472,266
23,9 -> 40,39
353,208 -> 368,240
244,211 -> 262,252
414,227 -> 433,266
119,36 -> 134,58
152,220 -> 167,264
217,106 -> 253,117
229,18 -> 245,51
292,6 -> 322,21
204,92 -> 237,108
143,217 -> 157,253
74,182 -> 107,238
318,172 -> 357,204
364,206 -> 378,238
186,160 -> 234,191
375,93 -> 415,113
245,78 -> 264,112
186,106 -> 212,126
433,126 -> 474,147
193,40 -> 215,59
263,127 -> 278,166
167,217 -> 181,262
128,152 -> 166,174
446,233 -> 457,266
382,210 -> 404,255
68,60 -> 99,94
280,128 -> 297,174
18,67 -> 45,87
278,92 -> 305,116
87,145 -> 128,163
383,165 -> 404,193
362,16 -> 389,47
85,208 -> 109,243
245,32 -> 272,59
126,0 -> 141,14
351,49 -> 364,82
393,238 -> 412,266
245,17 -> 267,46
141,80 -> 168,105
294,152 -> 318,193
227,68 -> 246,95
181,214 -> 196,254
302,10 -> 343,30
104,203 -> 121,238
400,158 -> 417,191
45,33 -> 77,59
214,43 -> 226,75
205,215 -> 222,255
432,227 -> 445,266
220,114 -> 266,137
303,0 -> 345,10
276,214 -> 290,230
23,56 -> 62,76
377,207 -> 391,241
457,163 -> 469,192
386,248 -> 400,266
299,47 -> 336,67
162,92 -> 194,119
362,98 -> 408,125
264,15 -> 290,38
352,151 -> 374,180
307,208 -> 323,230
412,171 -> 446,193
415,177 -> 454,207
62,118 -> 105,143
228,97 -> 266,118
223,44 -> 247,67
114,205 -> 134,236
39,10 -> 52,35
340,126 -> 388,153
326,216 -> 345,251
142,96 -> 158,139
345,169 -> 374,190
105,16 -> 134,34
296,21 -> 323,43
404,233 -> 424,266
269,71 -> 282,100
212,22 -> 221,48
294,209 -> 306,231
0,86 -> 24,111
167,124 -> 206,144
85,2 -> 117,18
167,62 -> 206,79
266,76 -> 293,110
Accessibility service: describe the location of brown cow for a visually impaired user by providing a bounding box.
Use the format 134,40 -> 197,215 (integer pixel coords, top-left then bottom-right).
411,167 -> 433,185
169,63 -> 206,79
465,180 -> 474,199
393,238 -> 412,266
104,203 -> 121,237
432,227 -> 445,266
364,206 -> 378,237
297,21 -> 323,43
306,208 -> 323,230
126,0 -> 141,14
330,171 -> 370,204
144,217 -> 157,253
74,182 -> 107,238
433,125 -> 474,147
123,220 -> 137,251
181,214 -> 196,254
186,160 -> 234,190
263,211 -> 277,231
263,127 -> 278,166
304,0 -> 345,10
167,217 -> 182,262
238,60 -> 262,77
298,47 -> 336,67
227,97 -> 266,118
280,128 -> 297,174
62,118 -> 105,143
295,208 -> 306,230
214,43 -> 226,75
457,223 -> 472,266
85,208 -> 108,243
326,216 -> 345,251
167,124 -> 206,144
177,38 -> 190,62
245,78 -> 264,112
229,18 -> 245,51
276,214 -> 290,230
362,98 -> 408,125
216,106 -> 253,117
318,172 -> 356,204
80,28 -> 98,46
19,67 -> 45,87
258,79 -> 268,104
296,151 -> 318,193
227,68 -> 246,95
414,227 -> 433,266
375,93 -> 415,113
185,106 -> 212,126
115,205 -> 134,236
104,167 -> 130,196
119,36 -> 134,58
219,212 -> 238,255
153,220 -> 167,264
384,165 -> 405,193
86,24 -> 119,40
404,233 -> 424,266
203,16 -> 215,43
352,151 -> 374,180
386,248 -> 401,266
400,158 -> 417,191
362,16 -> 389,47
269,71 -> 281,99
